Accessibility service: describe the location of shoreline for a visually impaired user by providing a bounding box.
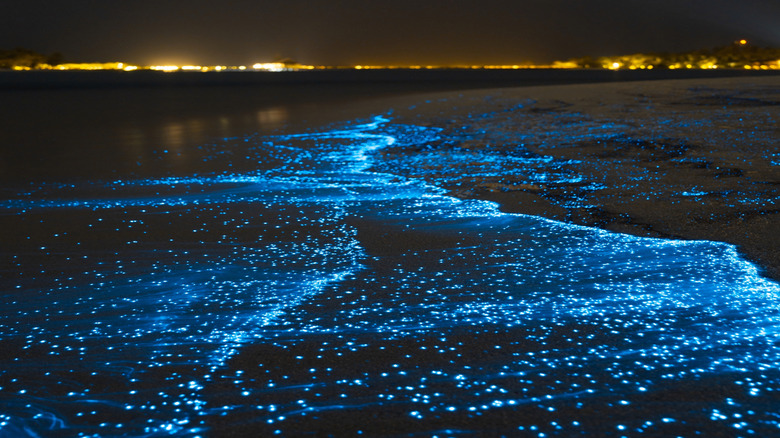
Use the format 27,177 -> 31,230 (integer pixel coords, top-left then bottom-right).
2,71 -> 777,280
2,72 -> 779,436
380,76 -> 780,281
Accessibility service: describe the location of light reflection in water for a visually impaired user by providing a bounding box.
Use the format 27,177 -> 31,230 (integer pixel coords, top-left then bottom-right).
1,116 -> 779,436
256,107 -> 288,127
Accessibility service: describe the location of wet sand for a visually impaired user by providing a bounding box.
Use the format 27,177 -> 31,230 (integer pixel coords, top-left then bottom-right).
2,73 -> 779,436
2,74 -> 776,278
380,76 -> 780,281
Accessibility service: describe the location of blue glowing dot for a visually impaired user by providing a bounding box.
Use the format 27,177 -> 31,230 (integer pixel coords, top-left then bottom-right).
2,113 -> 780,437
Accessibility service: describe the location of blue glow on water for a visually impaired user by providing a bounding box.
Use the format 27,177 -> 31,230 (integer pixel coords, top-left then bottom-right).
1,115 -> 780,436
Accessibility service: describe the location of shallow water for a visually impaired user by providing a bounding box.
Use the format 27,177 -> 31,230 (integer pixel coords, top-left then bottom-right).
1,115 -> 779,437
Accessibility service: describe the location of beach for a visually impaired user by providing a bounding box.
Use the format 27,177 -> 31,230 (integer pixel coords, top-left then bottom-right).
1,72 -> 779,436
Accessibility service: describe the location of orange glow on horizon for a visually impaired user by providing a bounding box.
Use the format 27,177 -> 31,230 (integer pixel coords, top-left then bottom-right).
12,44 -> 780,74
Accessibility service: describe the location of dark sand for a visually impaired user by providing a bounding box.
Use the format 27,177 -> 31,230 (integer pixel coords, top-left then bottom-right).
2,72 -> 779,436
3,73 -> 776,279
378,76 -> 780,281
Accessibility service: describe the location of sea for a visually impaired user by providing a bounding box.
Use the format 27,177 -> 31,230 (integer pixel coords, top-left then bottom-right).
1,76 -> 779,437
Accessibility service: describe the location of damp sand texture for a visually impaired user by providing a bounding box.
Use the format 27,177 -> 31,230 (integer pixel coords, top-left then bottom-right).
1,76 -> 779,436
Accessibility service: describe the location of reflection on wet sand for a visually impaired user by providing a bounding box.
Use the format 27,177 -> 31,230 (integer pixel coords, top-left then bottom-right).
75,105 -> 292,180
256,107 -> 288,127
119,106 -> 289,162
0,85 -> 314,183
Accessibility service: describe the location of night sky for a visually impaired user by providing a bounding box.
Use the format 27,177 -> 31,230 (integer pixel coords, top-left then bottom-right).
4,0 -> 779,66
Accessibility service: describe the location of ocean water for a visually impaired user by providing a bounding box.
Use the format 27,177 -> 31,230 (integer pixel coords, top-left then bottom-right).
1,113 -> 779,437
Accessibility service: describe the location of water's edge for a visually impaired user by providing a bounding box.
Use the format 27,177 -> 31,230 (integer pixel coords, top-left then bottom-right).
1,116 -> 779,436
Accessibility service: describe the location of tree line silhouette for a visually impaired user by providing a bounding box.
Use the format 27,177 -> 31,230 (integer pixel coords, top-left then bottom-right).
563,42 -> 780,69
0,48 -> 65,69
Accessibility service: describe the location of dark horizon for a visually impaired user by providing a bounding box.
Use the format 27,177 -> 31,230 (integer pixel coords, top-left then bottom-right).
4,0 -> 780,66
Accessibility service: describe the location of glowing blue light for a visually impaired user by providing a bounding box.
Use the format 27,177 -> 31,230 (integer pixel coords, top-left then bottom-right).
1,115 -> 779,436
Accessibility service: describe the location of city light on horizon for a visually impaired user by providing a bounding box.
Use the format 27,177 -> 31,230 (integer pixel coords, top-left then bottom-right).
5,35 -> 779,73
9,45 -> 779,73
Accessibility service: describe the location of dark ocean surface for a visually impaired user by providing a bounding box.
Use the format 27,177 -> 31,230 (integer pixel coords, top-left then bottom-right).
1,77 -> 779,437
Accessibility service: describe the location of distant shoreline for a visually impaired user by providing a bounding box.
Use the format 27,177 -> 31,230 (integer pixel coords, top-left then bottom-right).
2,68 -> 779,91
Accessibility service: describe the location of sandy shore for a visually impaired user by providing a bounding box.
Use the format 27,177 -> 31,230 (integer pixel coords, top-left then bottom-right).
2,73 -> 778,436
376,76 -> 780,281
